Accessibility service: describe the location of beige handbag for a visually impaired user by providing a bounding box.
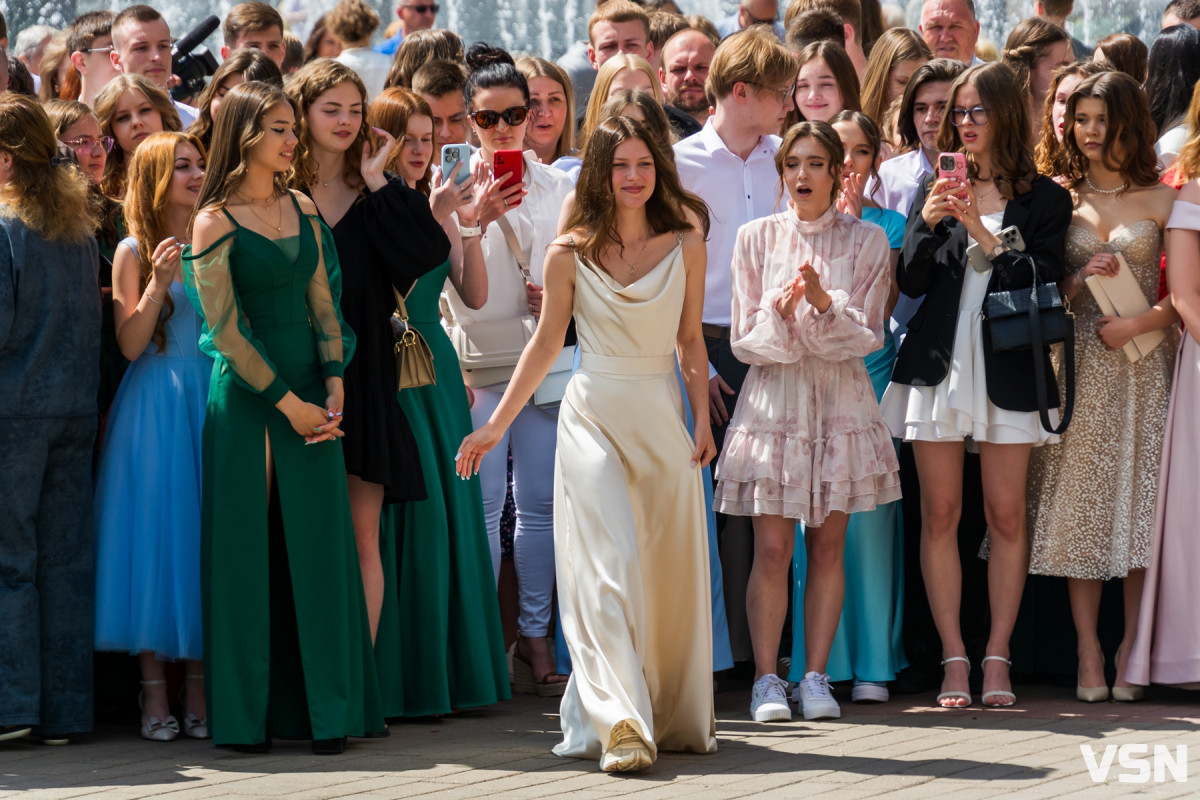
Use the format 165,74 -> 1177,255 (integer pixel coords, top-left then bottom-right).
390,287 -> 436,391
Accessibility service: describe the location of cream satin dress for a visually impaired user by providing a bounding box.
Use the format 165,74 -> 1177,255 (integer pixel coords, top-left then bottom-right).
553,234 -> 718,764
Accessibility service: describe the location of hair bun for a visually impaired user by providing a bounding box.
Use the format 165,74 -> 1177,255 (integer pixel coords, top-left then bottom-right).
465,43 -> 515,73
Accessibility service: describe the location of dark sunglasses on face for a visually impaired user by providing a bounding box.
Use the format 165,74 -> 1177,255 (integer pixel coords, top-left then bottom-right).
404,3 -> 439,13
469,106 -> 529,129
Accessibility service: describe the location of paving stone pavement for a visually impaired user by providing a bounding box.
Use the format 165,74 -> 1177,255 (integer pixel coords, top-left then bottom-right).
3,685 -> 1199,799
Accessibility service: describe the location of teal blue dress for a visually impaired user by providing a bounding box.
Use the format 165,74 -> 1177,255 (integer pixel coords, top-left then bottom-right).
789,206 -> 908,683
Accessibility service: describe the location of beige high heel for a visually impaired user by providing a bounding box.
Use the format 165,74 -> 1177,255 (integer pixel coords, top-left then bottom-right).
1077,653 -> 1109,703
181,674 -> 209,739
139,680 -> 180,742
1112,646 -> 1145,703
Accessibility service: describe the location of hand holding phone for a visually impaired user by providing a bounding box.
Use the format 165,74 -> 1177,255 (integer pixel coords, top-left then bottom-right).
493,149 -> 524,208
938,152 -> 969,200
441,144 -> 472,186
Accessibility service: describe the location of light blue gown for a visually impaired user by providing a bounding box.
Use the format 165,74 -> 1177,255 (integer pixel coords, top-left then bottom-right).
94,238 -> 212,660
789,207 -> 907,683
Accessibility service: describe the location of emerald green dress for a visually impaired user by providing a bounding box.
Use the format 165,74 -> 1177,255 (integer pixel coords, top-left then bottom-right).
182,193 -> 384,745
375,260 -> 510,717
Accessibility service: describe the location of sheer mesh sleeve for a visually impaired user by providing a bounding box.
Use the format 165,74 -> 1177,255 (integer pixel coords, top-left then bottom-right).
181,232 -> 291,404
307,216 -> 355,378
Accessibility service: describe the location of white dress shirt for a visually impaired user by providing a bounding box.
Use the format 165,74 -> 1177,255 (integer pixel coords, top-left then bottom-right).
870,148 -> 933,218
674,120 -> 783,328
336,47 -> 391,100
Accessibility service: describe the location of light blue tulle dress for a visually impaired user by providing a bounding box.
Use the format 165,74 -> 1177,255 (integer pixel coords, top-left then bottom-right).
790,207 -> 908,683
93,238 -> 212,661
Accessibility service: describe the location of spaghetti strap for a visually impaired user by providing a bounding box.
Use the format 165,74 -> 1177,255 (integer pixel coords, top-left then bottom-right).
676,231 -> 684,244
220,207 -> 239,227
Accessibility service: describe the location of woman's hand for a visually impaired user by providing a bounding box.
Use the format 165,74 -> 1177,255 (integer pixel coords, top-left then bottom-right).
526,281 -> 543,318
800,262 -> 832,313
149,236 -> 183,288
690,424 -> 717,469
474,167 -> 528,228
429,159 -> 478,224
455,421 -> 503,478
921,177 -> 963,230
281,394 -> 344,444
1096,315 -> 1136,350
360,126 -> 397,192
948,179 -> 984,239
776,274 -> 802,317
1081,252 -> 1121,279
837,172 -> 864,219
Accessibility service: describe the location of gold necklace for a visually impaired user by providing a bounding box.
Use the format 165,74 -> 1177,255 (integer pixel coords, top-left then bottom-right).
617,237 -> 650,277
238,191 -> 283,234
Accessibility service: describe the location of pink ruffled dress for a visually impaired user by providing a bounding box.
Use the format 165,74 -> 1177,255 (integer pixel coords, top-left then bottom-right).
715,207 -> 902,526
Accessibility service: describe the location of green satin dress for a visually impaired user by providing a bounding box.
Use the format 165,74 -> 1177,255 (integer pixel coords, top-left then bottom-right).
375,259 -> 510,717
182,194 -> 384,745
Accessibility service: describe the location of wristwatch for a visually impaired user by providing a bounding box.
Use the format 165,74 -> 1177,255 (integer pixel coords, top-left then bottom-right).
458,222 -> 482,238
986,242 -> 1008,260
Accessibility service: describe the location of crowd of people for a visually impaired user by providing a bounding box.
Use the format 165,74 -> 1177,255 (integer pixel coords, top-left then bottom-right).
3,0 -> 1200,775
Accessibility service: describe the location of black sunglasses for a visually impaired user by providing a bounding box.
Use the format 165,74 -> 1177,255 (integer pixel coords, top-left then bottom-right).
404,3 -> 439,13
469,105 -> 529,129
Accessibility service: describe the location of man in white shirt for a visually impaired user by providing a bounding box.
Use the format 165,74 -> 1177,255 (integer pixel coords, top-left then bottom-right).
221,2 -> 287,68
674,27 -> 796,724
110,5 -> 197,127
918,0 -> 982,65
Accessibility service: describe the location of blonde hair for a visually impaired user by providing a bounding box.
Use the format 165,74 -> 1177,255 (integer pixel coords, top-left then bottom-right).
0,94 -> 96,243
859,28 -> 930,126
124,131 -> 207,351
94,74 -> 182,200
580,54 -> 662,148
706,27 -> 797,102
516,55 -> 576,161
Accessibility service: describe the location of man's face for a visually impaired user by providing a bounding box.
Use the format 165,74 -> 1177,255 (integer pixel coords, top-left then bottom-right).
919,0 -> 979,64
660,32 -> 714,115
75,33 -> 121,91
227,26 -> 287,68
399,2 -> 439,35
111,17 -> 173,90
422,90 -> 468,148
588,20 -> 651,69
739,0 -> 779,29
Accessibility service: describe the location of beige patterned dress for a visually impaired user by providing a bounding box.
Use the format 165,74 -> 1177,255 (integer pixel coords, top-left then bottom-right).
1026,220 -> 1177,579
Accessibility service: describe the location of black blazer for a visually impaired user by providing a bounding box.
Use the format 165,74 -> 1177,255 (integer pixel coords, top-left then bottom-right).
891,174 -> 1072,412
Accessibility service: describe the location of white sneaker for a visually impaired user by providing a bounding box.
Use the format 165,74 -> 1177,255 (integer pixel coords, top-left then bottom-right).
851,679 -> 889,704
798,671 -> 841,720
750,674 -> 792,722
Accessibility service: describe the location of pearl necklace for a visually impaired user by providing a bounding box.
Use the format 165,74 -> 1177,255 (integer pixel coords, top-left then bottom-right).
1085,174 -> 1128,195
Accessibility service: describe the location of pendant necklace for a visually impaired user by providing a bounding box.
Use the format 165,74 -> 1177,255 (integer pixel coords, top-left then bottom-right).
240,191 -> 283,233
618,238 -> 650,277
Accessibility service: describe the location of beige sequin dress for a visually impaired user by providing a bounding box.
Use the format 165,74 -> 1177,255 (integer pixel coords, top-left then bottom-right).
1026,220 -> 1177,579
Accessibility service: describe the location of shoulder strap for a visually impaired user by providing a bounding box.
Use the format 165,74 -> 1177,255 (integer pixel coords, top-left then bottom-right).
393,286 -> 411,321
220,207 -> 239,227
494,214 -> 533,283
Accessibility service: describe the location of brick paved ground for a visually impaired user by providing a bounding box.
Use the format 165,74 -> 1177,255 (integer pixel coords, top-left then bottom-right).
3,685 -> 1198,799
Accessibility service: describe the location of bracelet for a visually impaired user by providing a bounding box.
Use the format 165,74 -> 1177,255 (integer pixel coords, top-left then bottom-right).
458,223 -> 482,238
145,292 -> 163,306
985,242 -> 1008,260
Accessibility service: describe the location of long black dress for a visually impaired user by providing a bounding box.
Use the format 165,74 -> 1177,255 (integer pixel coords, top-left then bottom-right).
308,174 -> 451,502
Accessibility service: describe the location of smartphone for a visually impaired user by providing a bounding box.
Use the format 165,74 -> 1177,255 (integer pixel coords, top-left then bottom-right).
441,143 -> 472,186
938,152 -> 969,198
999,225 -> 1025,252
493,149 -> 524,207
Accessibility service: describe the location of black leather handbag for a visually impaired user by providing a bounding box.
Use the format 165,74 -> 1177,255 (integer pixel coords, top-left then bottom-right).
982,251 -> 1075,435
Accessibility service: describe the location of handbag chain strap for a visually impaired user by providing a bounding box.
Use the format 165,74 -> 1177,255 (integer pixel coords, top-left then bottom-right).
1016,251 -> 1075,435
495,214 -> 534,283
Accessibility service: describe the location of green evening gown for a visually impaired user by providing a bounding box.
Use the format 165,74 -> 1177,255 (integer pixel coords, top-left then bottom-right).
375,259 -> 511,717
182,193 -> 384,745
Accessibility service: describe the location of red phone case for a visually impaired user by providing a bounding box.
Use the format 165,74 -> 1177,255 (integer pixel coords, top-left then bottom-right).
494,149 -> 523,206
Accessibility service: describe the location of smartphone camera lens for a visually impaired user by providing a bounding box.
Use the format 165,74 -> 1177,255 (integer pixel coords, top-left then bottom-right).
940,156 -> 954,170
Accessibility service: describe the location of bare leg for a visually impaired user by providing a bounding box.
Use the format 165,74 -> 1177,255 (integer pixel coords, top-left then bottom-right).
912,440 -> 969,705
803,511 -> 849,675
747,514 -> 795,680
346,474 -> 385,643
977,441 -> 1033,705
184,661 -> 207,720
138,652 -> 170,723
517,635 -> 568,685
1115,568 -> 1146,688
1068,578 -> 1104,689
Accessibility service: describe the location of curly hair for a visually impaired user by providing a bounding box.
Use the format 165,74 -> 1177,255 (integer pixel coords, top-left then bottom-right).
285,58 -> 369,191
1033,60 -> 1108,177
1168,78 -> 1200,183
1060,71 -> 1159,193
564,115 -> 708,268
1001,17 -> 1070,113
93,73 -> 182,200
124,131 -> 207,351
0,94 -> 96,243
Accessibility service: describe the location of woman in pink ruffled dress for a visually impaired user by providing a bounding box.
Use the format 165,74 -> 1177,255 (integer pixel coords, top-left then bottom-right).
716,120 -> 901,723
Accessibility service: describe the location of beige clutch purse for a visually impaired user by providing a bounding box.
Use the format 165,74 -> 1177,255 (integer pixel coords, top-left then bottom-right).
1083,252 -> 1166,363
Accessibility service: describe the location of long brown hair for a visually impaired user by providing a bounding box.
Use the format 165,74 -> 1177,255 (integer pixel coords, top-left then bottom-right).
1001,17 -> 1070,112
384,28 -> 464,90
597,89 -> 675,155
0,94 -> 96,243
776,121 -> 845,207
937,62 -> 1037,201
190,81 -> 294,234
1033,60 -> 1108,177
286,58 -> 369,191
189,49 -> 283,152
564,115 -> 709,267
367,87 -> 433,195
1061,72 -> 1160,191
785,41 -> 861,132
859,28 -> 930,127
94,74 -> 182,199
1173,79 -> 1200,184
124,131 -> 206,351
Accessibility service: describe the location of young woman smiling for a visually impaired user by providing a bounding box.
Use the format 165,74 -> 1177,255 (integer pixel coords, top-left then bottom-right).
94,74 -> 181,200
879,62 -> 1073,710
788,41 -> 860,129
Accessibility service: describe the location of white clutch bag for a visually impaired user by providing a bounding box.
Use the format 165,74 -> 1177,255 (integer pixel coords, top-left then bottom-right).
1083,252 -> 1166,363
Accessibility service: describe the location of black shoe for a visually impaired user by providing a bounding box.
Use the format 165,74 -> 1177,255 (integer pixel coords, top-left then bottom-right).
223,739 -> 272,754
312,737 -> 346,755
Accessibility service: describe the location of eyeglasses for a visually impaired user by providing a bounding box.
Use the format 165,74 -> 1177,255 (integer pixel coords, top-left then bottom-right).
83,45 -> 113,54
950,106 -> 990,126
403,3 -> 439,13
751,82 -> 795,104
63,136 -> 116,153
469,106 -> 529,129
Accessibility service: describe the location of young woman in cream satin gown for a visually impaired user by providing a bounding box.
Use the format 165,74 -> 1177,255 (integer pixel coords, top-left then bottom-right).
455,115 -> 716,773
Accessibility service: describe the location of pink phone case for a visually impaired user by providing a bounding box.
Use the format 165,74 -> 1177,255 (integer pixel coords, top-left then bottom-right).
938,152 -> 968,198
